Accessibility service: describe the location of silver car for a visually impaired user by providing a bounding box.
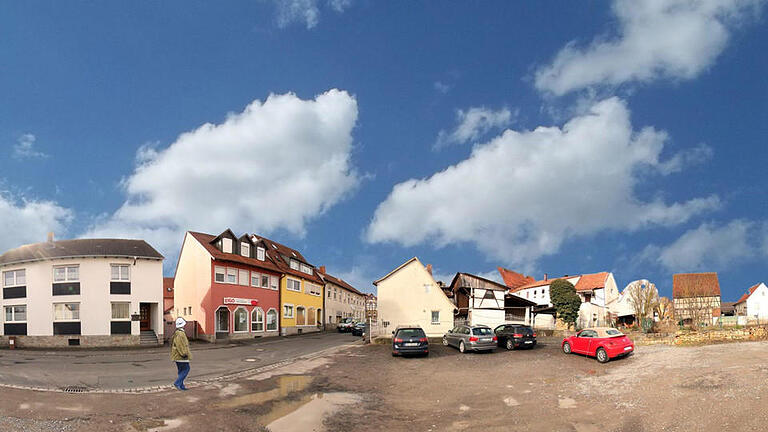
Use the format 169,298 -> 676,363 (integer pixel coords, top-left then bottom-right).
442,325 -> 497,353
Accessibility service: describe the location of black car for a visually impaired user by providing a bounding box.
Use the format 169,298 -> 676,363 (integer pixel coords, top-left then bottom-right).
351,322 -> 366,336
392,326 -> 429,357
494,324 -> 536,350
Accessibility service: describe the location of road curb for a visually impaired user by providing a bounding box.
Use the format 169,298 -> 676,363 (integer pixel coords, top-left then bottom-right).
0,342 -> 360,395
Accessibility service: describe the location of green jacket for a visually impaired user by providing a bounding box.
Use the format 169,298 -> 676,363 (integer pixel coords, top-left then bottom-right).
170,329 -> 191,361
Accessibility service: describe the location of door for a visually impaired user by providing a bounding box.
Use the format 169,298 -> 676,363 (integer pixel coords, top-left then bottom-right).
571,330 -> 591,353
139,303 -> 151,331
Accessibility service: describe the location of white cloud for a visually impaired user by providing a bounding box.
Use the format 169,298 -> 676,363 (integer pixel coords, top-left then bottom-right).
435,107 -> 516,149
535,0 -> 763,96
0,192 -> 72,251
643,220 -> 760,271
85,89 -> 360,263
13,134 -> 48,159
656,142 -> 714,175
273,0 -> 354,29
366,97 -> 719,267
434,81 -> 452,94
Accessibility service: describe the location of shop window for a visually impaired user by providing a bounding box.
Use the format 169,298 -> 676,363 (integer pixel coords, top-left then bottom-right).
234,307 -> 248,332
216,307 -> 230,332
266,309 -> 277,331
252,308 -> 264,332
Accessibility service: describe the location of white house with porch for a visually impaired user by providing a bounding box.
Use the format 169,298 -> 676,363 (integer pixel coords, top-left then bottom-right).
448,272 -> 535,329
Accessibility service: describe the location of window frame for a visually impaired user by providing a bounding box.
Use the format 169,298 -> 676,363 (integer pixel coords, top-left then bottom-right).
215,306 -> 230,332
53,265 -> 79,282
283,303 -> 294,318
251,271 -> 260,287
289,259 -> 300,271
214,266 -> 226,283
4,305 -> 27,322
226,268 -> 237,284
3,269 -> 26,287
251,307 -> 264,332
431,310 -> 440,324
233,307 -> 249,333
240,242 -> 250,258
238,269 -> 249,286
286,278 -> 301,292
296,306 -> 306,326
266,308 -> 278,331
222,238 -> 233,253
110,302 -> 131,321
270,276 -> 279,290
256,247 -> 265,261
110,264 -> 130,281
53,302 -> 80,321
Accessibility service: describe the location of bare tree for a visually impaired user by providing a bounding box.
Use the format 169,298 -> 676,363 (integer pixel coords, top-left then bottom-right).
674,281 -> 720,329
626,280 -> 659,329
655,297 -> 674,322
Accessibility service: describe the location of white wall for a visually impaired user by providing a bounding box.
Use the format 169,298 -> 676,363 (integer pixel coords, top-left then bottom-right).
173,232 -> 213,330
1,257 -> 163,337
470,308 -> 505,329
376,258 -> 456,337
746,283 -> 768,318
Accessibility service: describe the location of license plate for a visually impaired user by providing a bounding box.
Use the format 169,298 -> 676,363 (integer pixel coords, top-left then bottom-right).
524,341 -> 532,344
624,346 -> 632,351
405,342 -> 418,347
481,338 -> 491,342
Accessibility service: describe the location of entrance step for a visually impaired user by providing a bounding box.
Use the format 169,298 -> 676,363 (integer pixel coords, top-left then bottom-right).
140,330 -> 159,345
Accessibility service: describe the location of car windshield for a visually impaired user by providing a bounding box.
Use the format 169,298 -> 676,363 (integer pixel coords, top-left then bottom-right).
396,329 -> 425,338
605,329 -> 623,337
472,327 -> 492,336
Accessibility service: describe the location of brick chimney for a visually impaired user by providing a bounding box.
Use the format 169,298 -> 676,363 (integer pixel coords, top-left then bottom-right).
426,264 -> 433,275
544,273 -> 548,281
47,232 -> 54,243
319,265 -> 326,274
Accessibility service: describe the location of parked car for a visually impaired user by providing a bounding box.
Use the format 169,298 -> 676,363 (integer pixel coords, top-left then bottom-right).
494,324 -> 536,350
392,326 -> 429,357
351,322 -> 366,336
337,317 -> 357,332
442,325 -> 497,353
561,327 -> 635,363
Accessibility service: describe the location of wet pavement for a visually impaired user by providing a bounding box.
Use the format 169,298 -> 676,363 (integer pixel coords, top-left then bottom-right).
0,331 -> 358,391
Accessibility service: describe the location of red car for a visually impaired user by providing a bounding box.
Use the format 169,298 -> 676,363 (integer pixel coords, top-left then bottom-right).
561,327 -> 634,363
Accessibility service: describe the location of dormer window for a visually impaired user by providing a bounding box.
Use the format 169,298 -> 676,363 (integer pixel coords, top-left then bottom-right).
300,263 -> 312,275
241,242 -> 250,258
222,238 -> 233,253
289,259 -> 300,271
256,247 -> 265,261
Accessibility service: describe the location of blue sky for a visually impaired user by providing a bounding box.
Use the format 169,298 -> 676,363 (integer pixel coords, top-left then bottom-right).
1,1 -> 766,301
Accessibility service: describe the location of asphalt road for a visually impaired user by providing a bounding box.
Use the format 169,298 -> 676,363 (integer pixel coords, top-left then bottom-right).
0,331 -> 358,391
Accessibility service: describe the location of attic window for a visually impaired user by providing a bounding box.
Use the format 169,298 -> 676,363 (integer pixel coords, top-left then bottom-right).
241,242 -> 250,258
256,247 -> 265,261
271,244 -> 277,249
291,252 -> 296,257
222,238 -> 233,254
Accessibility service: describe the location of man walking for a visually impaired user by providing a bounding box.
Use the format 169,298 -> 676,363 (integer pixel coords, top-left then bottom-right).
171,317 -> 191,391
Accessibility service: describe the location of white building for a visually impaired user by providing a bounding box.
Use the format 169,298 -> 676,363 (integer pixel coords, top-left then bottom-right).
374,257 -> 456,337
449,272 -> 535,329
0,237 -> 164,348
318,266 -> 366,325
734,282 -> 768,319
499,270 -> 620,329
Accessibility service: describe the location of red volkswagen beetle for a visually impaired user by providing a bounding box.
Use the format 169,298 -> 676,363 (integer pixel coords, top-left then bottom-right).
561,327 -> 634,363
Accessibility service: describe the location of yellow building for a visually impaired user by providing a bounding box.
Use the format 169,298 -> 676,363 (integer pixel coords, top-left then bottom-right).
254,236 -> 324,335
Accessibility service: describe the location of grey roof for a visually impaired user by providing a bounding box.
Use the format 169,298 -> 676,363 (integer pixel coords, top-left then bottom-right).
0,239 -> 164,266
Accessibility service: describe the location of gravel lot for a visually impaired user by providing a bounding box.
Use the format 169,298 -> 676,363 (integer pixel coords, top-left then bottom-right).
2,339 -> 768,431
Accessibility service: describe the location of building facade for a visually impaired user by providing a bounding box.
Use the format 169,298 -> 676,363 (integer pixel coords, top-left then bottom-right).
450,272 -> 534,329
734,282 -> 768,318
255,236 -> 324,336
318,266 -> 365,325
0,237 -> 164,348
673,272 -> 721,326
174,230 -> 281,342
374,257 -> 456,337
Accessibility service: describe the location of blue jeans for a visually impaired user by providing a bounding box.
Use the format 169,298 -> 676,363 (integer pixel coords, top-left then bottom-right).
174,362 -> 190,389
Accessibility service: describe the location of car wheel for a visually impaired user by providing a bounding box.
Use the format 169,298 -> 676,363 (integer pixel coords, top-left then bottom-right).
459,341 -> 466,353
506,339 -> 513,350
596,348 -> 609,363
442,337 -> 449,346
562,342 -> 572,354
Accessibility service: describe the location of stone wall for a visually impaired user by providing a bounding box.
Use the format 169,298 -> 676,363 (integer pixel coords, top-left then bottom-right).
0,335 -> 142,348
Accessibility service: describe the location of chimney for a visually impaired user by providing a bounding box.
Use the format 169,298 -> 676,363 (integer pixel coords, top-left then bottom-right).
544,273 -> 548,281
319,265 -> 326,274
47,232 -> 54,243
426,264 -> 433,275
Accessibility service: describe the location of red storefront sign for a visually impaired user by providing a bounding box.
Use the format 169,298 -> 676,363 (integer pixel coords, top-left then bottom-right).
223,297 -> 259,306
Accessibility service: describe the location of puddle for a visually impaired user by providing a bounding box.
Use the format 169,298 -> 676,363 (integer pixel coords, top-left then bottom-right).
146,418 -> 184,432
249,357 -> 330,381
503,396 -> 519,407
216,375 -> 314,409
266,392 -> 361,432
218,383 -> 241,397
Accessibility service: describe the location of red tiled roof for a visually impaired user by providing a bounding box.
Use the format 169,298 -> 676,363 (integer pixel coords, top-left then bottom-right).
672,273 -> 721,299
514,276 -> 570,292
734,283 -> 761,305
574,272 -> 610,292
163,277 -> 174,299
318,268 -> 363,295
188,231 -> 282,274
254,235 -> 324,284
497,267 -> 536,290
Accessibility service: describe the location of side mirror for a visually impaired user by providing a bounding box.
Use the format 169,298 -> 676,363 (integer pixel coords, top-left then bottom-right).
391,331 -> 395,335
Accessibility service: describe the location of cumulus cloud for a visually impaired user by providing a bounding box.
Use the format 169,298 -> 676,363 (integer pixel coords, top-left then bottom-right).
641,220 -> 761,271
0,192 -> 72,251
366,97 -> 719,267
13,134 -> 48,159
535,0 -> 763,96
273,0 -> 354,29
85,89 -> 360,262
435,107 -> 516,149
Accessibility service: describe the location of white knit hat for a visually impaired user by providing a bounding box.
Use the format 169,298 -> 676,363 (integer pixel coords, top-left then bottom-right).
175,317 -> 187,329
